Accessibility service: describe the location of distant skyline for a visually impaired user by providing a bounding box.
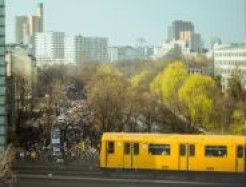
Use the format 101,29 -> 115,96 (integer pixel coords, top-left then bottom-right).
6,0 -> 246,47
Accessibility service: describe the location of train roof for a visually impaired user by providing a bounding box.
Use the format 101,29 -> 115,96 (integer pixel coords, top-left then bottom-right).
102,133 -> 246,144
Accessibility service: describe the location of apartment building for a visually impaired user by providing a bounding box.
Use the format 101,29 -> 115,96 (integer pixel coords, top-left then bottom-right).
214,43 -> 246,91
65,35 -> 108,64
35,31 -> 65,65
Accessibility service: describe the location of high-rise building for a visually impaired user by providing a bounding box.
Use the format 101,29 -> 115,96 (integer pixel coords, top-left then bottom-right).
168,20 -> 202,51
36,3 -> 44,32
15,3 -> 44,46
29,16 -> 42,46
171,20 -> 194,40
65,35 -> 108,64
0,0 -> 6,156
35,31 -> 65,65
15,16 -> 28,44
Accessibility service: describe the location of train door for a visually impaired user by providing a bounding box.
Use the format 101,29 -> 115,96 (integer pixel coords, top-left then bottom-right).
106,141 -> 122,168
132,143 -> 139,169
123,142 -> 132,168
123,142 -> 139,169
245,145 -> 246,172
235,145 -> 244,172
178,144 -> 195,171
179,144 -> 188,170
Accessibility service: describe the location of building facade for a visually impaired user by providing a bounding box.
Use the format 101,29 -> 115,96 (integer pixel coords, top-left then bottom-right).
6,47 -> 37,132
65,35 -> 108,64
168,20 -> 202,52
35,31 -> 65,66
15,16 -> 29,44
214,43 -> 246,91
170,20 -> 194,41
15,3 -> 43,46
108,46 -> 153,62
0,0 -> 6,155
152,40 -> 189,60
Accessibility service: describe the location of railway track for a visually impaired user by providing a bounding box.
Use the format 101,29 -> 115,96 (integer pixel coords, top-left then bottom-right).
14,166 -> 246,185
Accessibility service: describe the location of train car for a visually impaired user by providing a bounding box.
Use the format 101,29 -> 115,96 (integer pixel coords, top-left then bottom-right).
100,133 -> 246,173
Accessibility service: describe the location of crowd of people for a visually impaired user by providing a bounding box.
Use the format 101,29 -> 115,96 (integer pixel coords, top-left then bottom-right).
16,88 -> 102,165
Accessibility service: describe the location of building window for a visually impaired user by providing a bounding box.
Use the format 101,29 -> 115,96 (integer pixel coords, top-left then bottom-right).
0,136 -> 5,144
0,125 -> 4,134
0,97 -> 4,105
0,86 -> 5,95
205,145 -> 227,157
149,144 -> 170,155
0,66 -> 4,76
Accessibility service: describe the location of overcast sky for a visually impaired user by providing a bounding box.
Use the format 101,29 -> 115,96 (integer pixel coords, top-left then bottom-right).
5,0 -> 246,47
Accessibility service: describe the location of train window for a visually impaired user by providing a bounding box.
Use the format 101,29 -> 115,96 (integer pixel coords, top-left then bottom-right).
205,145 -> 227,157
189,144 -> 195,156
237,146 -> 243,158
149,144 -> 170,155
124,143 -> 130,155
179,144 -> 186,156
133,143 -> 139,155
107,142 -> 114,154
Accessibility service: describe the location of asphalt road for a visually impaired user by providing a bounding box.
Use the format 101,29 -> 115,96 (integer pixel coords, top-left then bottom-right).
14,174 -> 245,187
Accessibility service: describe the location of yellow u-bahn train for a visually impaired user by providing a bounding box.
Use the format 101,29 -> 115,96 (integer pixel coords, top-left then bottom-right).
100,133 -> 246,173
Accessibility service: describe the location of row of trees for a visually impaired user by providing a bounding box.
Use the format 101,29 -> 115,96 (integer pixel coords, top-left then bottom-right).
86,60 -> 246,134
87,64 -> 186,133
26,58 -> 245,135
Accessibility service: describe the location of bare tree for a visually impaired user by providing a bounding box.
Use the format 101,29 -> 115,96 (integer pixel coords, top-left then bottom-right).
0,144 -> 16,186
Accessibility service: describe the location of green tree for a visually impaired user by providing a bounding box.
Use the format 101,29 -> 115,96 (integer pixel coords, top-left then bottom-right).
178,74 -> 216,131
228,76 -> 244,100
230,109 -> 246,135
87,64 -> 128,132
150,61 -> 188,131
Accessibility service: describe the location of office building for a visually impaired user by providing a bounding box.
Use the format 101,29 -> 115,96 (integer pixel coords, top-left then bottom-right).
0,0 -> 6,156
15,3 -> 44,46
152,40 -> 189,60
213,43 -> 246,91
168,20 -> 202,52
35,31 -> 65,65
65,35 -> 108,64
36,3 -> 43,32
108,46 -> 153,62
15,16 -> 29,44
170,20 -> 194,41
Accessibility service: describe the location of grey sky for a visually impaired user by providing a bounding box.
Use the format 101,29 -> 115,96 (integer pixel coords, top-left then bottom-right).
6,0 -> 246,47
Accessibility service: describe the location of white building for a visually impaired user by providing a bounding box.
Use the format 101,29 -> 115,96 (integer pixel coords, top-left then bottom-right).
108,46 -> 153,62
213,43 -> 246,91
152,40 -> 190,60
65,35 -> 108,64
35,31 -> 65,66
0,0 -> 6,156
